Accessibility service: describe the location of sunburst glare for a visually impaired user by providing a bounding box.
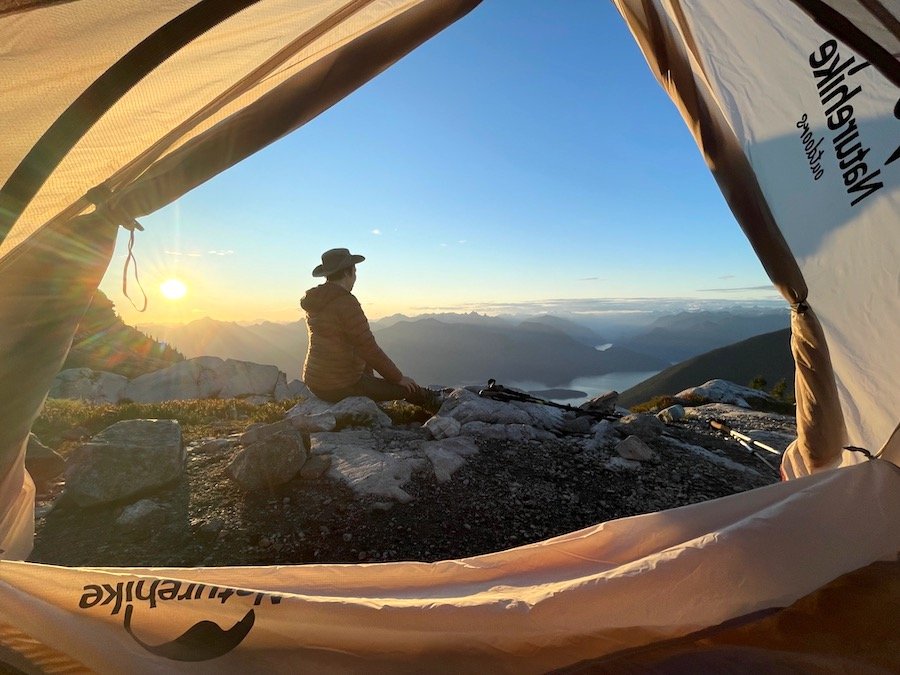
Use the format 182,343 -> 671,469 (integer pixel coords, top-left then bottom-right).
160,278 -> 187,300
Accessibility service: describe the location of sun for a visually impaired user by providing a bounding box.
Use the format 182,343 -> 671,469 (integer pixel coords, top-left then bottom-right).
160,278 -> 187,300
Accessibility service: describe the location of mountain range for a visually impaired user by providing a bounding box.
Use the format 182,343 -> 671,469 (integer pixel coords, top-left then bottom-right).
138,307 -> 789,388
620,310 -> 789,363
618,328 -> 794,407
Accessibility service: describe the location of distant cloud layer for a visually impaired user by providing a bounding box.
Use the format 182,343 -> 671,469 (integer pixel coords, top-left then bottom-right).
697,285 -> 775,292
164,250 -> 234,257
412,296 -> 785,316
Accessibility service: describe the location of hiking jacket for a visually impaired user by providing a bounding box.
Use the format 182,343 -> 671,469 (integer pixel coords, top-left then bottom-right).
300,282 -> 402,392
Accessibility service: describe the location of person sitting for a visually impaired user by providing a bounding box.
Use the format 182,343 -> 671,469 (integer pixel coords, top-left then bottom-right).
300,248 -> 438,410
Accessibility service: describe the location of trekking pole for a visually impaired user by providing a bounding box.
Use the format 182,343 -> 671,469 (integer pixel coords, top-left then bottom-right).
478,380 -> 619,421
709,419 -> 780,472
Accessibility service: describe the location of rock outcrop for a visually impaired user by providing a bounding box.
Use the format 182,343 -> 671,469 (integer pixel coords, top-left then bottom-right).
51,357 -> 294,404
50,368 -> 128,404
677,379 -> 776,409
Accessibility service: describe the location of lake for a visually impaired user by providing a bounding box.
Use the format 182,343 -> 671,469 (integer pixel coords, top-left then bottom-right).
508,371 -> 660,405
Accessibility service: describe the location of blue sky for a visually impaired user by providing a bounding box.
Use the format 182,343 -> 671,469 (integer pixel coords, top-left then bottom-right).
100,0 -> 778,325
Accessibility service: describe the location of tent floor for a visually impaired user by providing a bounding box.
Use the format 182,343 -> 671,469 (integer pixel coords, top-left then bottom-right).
561,559 -> 900,673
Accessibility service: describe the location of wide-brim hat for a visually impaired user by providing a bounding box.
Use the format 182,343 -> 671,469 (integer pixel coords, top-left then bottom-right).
312,248 -> 365,277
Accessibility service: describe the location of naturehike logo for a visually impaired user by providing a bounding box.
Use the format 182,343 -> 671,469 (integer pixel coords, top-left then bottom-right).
801,39 -> 897,207
79,580 -> 281,662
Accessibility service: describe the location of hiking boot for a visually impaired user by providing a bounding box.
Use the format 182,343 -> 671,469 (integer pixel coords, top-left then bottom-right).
411,387 -> 444,414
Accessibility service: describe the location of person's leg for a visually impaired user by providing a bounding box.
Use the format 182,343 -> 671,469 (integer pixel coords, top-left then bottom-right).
311,374 -> 439,410
348,372 -> 411,402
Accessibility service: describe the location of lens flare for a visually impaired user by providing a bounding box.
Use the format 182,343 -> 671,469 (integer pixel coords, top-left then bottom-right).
160,278 -> 187,300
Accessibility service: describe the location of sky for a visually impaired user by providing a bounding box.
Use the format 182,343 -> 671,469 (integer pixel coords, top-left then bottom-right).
99,0 -> 779,326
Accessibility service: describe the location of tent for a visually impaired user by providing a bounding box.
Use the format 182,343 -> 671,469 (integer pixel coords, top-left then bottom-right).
1,0 -> 897,671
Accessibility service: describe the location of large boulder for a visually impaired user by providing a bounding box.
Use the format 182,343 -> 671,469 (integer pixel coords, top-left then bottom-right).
287,396 -> 392,428
309,430 -> 427,503
119,357 -> 292,403
677,379 -> 775,409
25,433 -> 66,483
438,388 -> 563,431
238,414 -> 335,446
423,415 -> 461,440
124,357 -> 224,402
422,436 -> 478,483
579,391 -> 619,415
227,429 -> 308,491
49,368 -> 127,404
216,359 -> 287,400
616,413 -> 665,441
64,419 -> 183,507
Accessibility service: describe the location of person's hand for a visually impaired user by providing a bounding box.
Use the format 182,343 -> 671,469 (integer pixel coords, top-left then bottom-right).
397,376 -> 418,394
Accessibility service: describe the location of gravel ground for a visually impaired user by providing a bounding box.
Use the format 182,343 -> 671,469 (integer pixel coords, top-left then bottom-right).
29,405 -> 793,568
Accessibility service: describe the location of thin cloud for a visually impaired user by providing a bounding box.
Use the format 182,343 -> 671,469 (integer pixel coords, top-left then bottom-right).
371,229 -> 381,235
697,285 -> 775,292
165,250 -> 202,257
208,250 -> 234,256
718,274 -> 735,280
578,277 -> 601,281
457,239 -> 467,244
411,296 -> 785,315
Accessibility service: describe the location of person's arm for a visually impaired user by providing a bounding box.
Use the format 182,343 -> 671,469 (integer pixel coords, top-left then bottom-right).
337,295 -> 404,382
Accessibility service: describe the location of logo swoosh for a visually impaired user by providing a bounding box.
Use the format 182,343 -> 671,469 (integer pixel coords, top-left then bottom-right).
124,605 -> 255,662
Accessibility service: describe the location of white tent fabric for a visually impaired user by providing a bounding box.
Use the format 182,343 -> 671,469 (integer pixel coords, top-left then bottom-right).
670,0 -> 899,467
1,0 -> 898,670
1,461 -> 897,672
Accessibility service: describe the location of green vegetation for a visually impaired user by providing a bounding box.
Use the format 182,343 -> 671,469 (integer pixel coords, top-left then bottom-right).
630,395 -> 682,414
630,386 -> 794,415
62,290 -> 185,378
630,392 -> 708,413
33,398 -> 300,452
770,378 -> 791,402
378,400 -> 434,426
33,396 -> 435,453
748,376 -> 767,391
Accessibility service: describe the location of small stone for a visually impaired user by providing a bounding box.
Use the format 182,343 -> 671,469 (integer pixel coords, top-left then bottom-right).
343,533 -> 353,542
657,404 -> 686,424
258,536 -> 271,548
615,435 -> 658,462
199,518 -> 225,537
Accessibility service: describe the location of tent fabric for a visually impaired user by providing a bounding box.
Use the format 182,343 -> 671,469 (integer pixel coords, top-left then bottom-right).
562,560 -> 900,673
0,0 -> 482,256
1,461 -> 898,672
0,212 -> 119,559
1,0 -> 899,670
615,0 -> 900,475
